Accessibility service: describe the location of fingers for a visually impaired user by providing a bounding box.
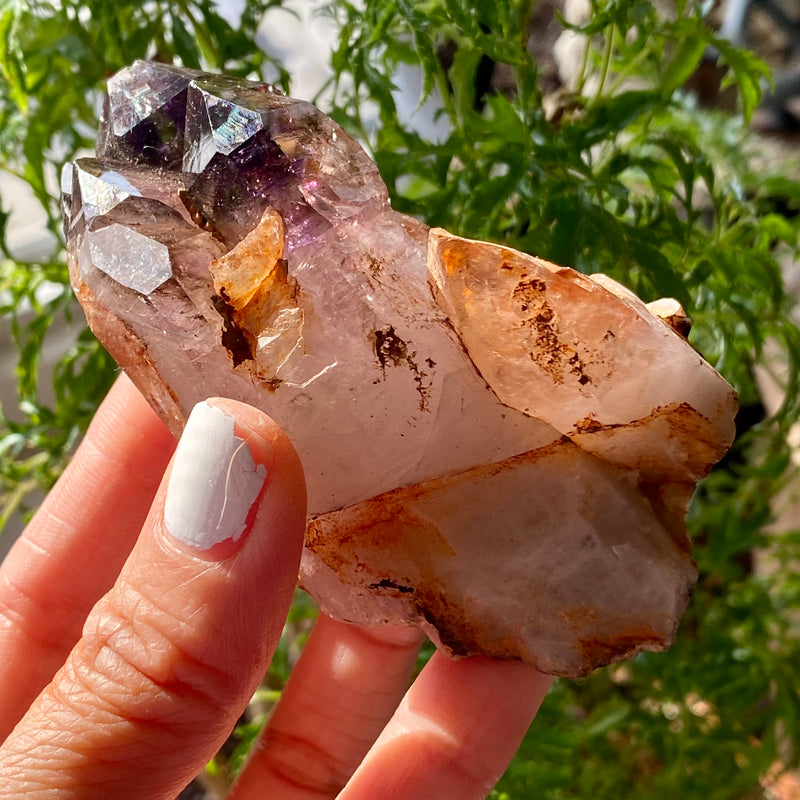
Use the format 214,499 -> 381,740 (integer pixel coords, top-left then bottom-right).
339,653 -> 554,800
0,399 -> 307,799
233,617 -> 550,800
231,615 -> 424,799
0,374 -> 175,740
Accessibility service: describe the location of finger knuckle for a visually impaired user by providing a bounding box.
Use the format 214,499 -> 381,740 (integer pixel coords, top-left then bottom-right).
63,581 -> 236,728
256,725 -> 353,795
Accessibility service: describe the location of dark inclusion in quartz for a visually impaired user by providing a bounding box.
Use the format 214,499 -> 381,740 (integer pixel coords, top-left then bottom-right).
63,61 -> 738,678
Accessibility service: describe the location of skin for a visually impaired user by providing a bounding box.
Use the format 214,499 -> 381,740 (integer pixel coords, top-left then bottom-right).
0,374 -> 553,799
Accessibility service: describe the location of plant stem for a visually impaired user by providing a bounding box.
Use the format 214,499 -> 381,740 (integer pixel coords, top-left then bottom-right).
593,24 -> 616,105
574,27 -> 592,95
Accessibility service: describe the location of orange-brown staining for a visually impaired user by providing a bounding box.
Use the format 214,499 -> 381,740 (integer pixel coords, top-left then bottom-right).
301,432 -> 696,677
568,402 -> 726,551
308,494 -> 510,660
412,589 -> 494,658
574,417 -> 607,434
562,606 -> 669,668
359,251 -> 385,278
662,402 -> 727,471
430,229 -> 598,392
512,276 -> 593,387
575,630 -> 667,665
307,492 -> 456,577
210,206 -> 285,311
569,402 -> 727,484
511,277 -> 547,310
209,207 -> 302,381
561,605 -> 600,628
440,241 -> 468,275
373,326 -> 409,369
76,281 -> 185,437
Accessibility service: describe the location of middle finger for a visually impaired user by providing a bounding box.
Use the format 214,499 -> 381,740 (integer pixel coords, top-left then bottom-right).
231,614 -> 424,799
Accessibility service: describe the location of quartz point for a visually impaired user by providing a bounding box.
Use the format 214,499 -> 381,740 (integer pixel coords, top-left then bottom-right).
63,61 -> 738,678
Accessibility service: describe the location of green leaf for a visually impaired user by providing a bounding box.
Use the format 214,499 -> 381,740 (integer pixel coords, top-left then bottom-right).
627,229 -> 692,306
661,33 -> 707,94
171,12 -> 202,68
575,90 -> 660,148
0,0 -> 28,111
759,213 -> 798,247
712,37 -> 771,121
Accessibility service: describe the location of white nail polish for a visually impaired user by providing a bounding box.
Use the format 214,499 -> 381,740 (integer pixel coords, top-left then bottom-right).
164,402 -> 267,550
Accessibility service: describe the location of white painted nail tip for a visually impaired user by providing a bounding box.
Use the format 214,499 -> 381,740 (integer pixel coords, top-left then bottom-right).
164,402 -> 267,550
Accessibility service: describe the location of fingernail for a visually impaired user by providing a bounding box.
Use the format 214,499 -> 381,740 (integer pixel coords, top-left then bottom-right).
164,401 -> 268,551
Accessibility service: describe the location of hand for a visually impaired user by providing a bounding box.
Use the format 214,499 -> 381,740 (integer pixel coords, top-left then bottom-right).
0,375 -> 553,799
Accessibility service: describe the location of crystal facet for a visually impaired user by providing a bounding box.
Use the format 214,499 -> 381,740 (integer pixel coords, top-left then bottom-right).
87,224 -> 172,294
63,62 -> 738,677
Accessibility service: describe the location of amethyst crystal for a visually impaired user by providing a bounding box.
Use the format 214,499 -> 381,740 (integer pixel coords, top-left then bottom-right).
63,62 -> 737,677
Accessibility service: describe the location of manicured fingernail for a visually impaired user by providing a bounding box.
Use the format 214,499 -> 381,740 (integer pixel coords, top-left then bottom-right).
164,401 -> 268,551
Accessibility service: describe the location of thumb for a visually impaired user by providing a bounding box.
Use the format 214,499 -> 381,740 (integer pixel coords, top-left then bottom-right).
0,399 -> 306,800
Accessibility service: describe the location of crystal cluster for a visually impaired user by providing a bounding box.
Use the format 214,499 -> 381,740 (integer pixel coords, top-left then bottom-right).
63,62 -> 738,677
